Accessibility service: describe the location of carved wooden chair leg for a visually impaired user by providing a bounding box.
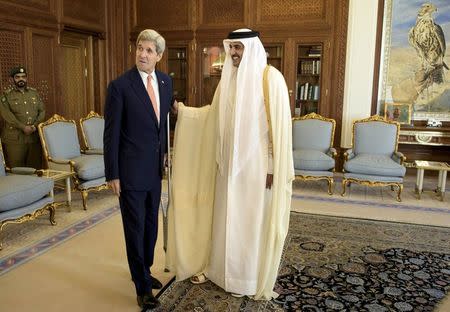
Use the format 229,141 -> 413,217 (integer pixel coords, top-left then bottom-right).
341,179 -> 347,196
327,178 -> 334,195
82,191 -> 89,210
396,184 -> 403,202
49,204 -> 57,225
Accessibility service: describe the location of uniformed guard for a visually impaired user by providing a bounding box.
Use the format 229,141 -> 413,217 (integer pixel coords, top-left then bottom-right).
0,66 -> 45,168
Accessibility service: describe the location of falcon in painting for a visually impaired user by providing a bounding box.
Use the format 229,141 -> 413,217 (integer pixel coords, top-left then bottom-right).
408,2 -> 448,91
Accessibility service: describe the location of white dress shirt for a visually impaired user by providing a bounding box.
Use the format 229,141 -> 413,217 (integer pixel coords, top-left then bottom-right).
138,69 -> 160,119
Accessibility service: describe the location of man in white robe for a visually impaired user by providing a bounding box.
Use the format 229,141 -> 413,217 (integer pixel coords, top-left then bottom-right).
166,29 -> 294,300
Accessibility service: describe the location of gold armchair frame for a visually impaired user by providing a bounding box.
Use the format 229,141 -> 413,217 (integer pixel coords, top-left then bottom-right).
292,113 -> 337,195
38,114 -> 109,210
341,115 -> 406,201
0,142 -> 57,250
79,111 -> 103,151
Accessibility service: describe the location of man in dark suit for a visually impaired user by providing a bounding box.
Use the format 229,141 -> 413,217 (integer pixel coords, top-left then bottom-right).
103,29 -> 176,310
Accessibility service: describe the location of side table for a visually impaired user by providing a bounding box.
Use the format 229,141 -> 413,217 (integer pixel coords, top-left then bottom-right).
414,160 -> 450,201
39,169 -> 75,209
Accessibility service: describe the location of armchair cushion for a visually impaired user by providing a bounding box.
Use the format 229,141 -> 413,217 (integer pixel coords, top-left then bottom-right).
344,154 -> 406,177
71,154 -> 105,180
293,149 -> 335,171
293,119 -> 333,153
343,172 -> 403,183
0,175 -> 54,212
0,196 -> 53,222
295,169 -> 334,177
82,118 -> 104,150
43,122 -> 81,159
354,122 -> 397,155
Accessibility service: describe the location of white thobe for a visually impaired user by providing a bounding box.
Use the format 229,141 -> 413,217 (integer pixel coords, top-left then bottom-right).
207,71 -> 271,295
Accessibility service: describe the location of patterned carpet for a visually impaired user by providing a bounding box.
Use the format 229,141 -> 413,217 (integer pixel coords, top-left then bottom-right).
155,212 -> 450,312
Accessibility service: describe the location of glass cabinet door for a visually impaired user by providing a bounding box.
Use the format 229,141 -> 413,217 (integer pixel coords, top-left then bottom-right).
167,47 -> 188,104
264,45 -> 283,72
295,44 -> 322,116
201,45 -> 225,106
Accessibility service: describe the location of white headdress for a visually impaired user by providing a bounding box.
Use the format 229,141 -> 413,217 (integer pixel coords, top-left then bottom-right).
217,28 -> 268,177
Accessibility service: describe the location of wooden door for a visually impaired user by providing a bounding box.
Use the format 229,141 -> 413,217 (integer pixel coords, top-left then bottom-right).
60,32 -> 94,122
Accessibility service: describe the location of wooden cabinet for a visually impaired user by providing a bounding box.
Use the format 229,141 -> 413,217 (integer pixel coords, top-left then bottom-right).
265,45 -> 283,71
295,44 -> 323,116
167,47 -> 188,105
200,44 -> 224,106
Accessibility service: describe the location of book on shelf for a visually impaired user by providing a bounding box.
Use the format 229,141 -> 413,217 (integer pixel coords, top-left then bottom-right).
298,60 -> 321,74
297,82 -> 320,101
308,45 -> 322,57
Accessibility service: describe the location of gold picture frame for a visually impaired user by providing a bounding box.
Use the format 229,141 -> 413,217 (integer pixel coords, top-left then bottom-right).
384,102 -> 412,125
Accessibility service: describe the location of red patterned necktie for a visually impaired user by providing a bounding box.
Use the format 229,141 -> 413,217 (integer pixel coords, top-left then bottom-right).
147,75 -> 159,122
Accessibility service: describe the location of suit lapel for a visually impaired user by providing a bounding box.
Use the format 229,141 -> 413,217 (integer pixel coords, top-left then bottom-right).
129,67 -> 159,127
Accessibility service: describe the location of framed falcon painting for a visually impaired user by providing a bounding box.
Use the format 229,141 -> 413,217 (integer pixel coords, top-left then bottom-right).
375,0 -> 450,122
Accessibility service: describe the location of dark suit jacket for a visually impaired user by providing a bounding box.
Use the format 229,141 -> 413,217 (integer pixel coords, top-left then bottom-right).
103,66 -> 173,191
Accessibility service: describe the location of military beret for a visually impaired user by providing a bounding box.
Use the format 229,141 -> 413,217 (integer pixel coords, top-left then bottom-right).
10,66 -> 27,77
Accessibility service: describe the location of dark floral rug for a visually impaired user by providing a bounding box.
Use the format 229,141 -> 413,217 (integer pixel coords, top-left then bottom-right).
155,213 -> 450,311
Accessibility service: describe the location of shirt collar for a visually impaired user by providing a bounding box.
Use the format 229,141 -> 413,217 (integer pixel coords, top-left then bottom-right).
138,69 -> 157,82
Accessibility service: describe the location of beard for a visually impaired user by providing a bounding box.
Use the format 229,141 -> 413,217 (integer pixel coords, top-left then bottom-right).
15,80 -> 26,88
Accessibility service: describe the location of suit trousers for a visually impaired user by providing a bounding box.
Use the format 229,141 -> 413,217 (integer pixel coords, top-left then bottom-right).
119,181 -> 161,296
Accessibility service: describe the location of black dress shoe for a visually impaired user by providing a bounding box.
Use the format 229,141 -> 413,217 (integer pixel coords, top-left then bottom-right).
151,276 -> 163,289
137,293 -> 160,309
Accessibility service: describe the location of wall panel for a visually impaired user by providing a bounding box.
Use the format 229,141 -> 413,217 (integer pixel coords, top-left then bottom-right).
133,0 -> 190,31
31,33 -> 56,115
198,0 -> 247,28
62,0 -> 106,32
0,28 -> 25,92
256,0 -> 332,30
0,0 -> 52,11
0,0 -> 57,30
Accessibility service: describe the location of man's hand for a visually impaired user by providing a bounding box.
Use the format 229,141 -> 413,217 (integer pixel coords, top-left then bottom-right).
23,125 -> 34,135
266,174 -> 273,189
171,100 -> 179,114
164,153 -> 171,167
108,179 -> 121,197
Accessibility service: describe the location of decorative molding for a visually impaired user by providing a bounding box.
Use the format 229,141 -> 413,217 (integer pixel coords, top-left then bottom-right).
0,28 -> 24,91
133,0 -> 190,31
0,0 -> 57,30
334,0 -> 349,147
61,0 -> 106,33
257,0 -> 327,25
198,0 -> 247,28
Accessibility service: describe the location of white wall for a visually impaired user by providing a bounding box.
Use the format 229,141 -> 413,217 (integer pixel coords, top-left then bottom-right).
341,0 -> 380,147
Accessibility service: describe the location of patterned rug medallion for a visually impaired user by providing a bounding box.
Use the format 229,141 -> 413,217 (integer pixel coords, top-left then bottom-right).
155,212 -> 450,312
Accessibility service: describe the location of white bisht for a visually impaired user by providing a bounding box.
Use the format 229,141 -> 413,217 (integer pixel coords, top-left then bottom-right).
165,102 -> 217,281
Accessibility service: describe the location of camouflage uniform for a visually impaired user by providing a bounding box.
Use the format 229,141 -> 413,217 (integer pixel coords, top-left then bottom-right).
0,85 -> 45,168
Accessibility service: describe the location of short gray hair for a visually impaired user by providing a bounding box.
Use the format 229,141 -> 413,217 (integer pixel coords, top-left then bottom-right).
136,29 -> 166,55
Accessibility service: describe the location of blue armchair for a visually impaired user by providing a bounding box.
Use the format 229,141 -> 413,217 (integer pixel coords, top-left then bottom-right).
38,114 -> 108,210
80,111 -> 104,154
341,115 -> 406,201
0,141 -> 55,250
292,113 -> 337,194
